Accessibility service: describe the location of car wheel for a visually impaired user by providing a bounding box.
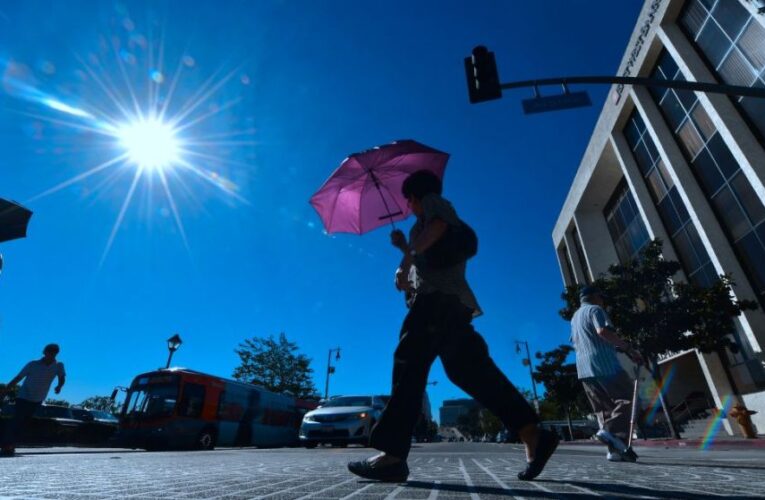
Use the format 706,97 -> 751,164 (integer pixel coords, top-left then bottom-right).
196,428 -> 216,450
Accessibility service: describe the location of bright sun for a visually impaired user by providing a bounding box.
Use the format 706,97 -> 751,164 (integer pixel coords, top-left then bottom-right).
117,119 -> 181,170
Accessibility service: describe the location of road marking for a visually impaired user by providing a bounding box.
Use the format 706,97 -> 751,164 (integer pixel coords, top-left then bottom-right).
565,483 -> 602,496
470,459 -> 525,500
339,483 -> 375,499
458,458 -> 480,500
427,458 -> 435,464
383,486 -> 405,499
293,478 -> 357,499
426,480 -> 441,500
256,477 -> 328,499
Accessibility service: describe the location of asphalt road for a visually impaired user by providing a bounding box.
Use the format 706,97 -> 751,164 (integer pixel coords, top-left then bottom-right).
1,442 -> 764,499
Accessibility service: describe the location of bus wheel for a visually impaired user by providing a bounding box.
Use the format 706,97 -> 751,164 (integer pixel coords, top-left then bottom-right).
196,428 -> 217,450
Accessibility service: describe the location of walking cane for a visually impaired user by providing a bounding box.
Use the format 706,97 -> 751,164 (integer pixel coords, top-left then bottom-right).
627,363 -> 641,449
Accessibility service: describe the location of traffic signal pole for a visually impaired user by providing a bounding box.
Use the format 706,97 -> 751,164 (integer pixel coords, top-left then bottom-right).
498,75 -> 765,99
465,46 -> 765,106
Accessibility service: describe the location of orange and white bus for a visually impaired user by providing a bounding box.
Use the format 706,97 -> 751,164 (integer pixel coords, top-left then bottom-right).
115,368 -> 317,450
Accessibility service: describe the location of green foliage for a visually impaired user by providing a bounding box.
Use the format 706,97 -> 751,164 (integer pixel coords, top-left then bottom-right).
533,345 -> 588,419
80,395 -> 119,413
233,332 -> 319,399
479,409 -> 503,437
455,407 -> 483,438
559,239 -> 756,365
44,398 -> 70,407
675,274 -> 757,356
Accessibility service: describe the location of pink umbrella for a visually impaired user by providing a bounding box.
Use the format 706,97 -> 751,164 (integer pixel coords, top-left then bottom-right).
310,140 -> 449,234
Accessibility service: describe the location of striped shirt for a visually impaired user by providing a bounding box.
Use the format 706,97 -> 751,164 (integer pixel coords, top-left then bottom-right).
16,360 -> 66,403
570,302 -> 621,379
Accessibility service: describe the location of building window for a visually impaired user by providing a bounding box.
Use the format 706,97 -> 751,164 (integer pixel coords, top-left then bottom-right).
558,243 -> 576,286
623,110 -> 717,286
604,182 -> 650,263
571,227 -> 591,284
680,0 -> 765,145
648,48 -> 765,306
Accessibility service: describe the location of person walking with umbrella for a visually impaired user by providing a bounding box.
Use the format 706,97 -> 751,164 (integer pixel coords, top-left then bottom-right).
321,166 -> 557,482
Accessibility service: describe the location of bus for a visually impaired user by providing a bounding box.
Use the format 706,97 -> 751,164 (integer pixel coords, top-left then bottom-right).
115,368 -> 317,450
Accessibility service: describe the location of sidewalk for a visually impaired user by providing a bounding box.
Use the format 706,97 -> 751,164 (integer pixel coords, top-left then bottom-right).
566,436 -> 765,450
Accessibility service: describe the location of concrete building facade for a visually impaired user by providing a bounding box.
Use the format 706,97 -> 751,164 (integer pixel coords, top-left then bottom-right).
553,0 -> 765,435
439,398 -> 479,427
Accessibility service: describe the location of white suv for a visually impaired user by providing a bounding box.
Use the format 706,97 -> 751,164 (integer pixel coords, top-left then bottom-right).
299,395 -> 388,448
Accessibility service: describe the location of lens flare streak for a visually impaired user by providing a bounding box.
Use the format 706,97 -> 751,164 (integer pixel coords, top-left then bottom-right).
3,34 -> 252,264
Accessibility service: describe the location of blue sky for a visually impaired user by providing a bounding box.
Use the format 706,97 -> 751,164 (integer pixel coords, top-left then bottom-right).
0,0 -> 643,419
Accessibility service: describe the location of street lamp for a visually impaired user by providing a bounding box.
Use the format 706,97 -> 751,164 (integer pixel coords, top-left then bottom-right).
515,340 -> 540,413
325,347 -> 341,400
166,333 -> 182,369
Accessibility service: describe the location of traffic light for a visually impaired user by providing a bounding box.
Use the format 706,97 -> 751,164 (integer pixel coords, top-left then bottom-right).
464,46 -> 502,104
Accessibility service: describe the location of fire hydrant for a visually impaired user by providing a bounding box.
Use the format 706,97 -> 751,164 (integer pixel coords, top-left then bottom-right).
728,404 -> 758,439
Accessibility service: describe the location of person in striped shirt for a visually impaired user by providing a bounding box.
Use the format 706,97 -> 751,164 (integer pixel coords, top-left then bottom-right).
570,287 -> 641,463
1,344 -> 66,457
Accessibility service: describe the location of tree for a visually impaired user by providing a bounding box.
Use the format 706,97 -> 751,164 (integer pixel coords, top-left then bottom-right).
676,275 -> 757,400
44,398 -> 70,407
233,332 -> 318,399
80,396 -> 119,413
533,345 -> 587,440
560,239 -> 757,438
456,407 -> 482,438
479,409 -> 503,438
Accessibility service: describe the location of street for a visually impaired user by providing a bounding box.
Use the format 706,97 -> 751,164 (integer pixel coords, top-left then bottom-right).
1,442 -> 763,499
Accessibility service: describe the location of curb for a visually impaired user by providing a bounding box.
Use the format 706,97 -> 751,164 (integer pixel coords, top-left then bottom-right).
564,438 -> 765,449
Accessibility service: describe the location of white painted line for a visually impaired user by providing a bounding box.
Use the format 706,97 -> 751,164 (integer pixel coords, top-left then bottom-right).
293,478 -> 357,499
565,483 -> 602,496
427,458 -> 435,464
426,480 -> 441,500
383,486 -> 405,499
458,458 -> 481,500
339,483 -> 375,499
256,477 -> 329,499
471,459 -> 524,500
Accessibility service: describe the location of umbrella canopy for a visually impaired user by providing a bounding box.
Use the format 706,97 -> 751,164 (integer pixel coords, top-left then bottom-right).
310,140 -> 449,234
0,198 -> 33,243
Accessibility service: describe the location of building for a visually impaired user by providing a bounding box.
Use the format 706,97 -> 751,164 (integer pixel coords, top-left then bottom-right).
439,398 -> 480,427
553,0 -> 765,435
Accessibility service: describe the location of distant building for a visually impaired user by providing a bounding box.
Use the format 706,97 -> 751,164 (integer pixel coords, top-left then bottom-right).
553,0 -> 765,436
439,398 -> 479,426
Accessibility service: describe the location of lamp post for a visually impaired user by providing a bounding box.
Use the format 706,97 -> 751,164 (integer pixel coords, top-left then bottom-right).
166,333 -> 182,369
515,340 -> 540,413
325,347 -> 341,400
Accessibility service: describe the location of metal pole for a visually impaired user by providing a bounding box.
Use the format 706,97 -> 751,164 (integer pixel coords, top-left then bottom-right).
165,351 -> 174,369
499,75 -> 765,99
324,349 -> 332,400
523,342 -> 540,413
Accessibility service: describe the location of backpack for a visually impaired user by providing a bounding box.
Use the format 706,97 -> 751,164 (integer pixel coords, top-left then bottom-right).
422,220 -> 478,269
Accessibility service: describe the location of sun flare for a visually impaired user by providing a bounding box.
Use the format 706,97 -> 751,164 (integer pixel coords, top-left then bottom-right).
117,119 -> 180,170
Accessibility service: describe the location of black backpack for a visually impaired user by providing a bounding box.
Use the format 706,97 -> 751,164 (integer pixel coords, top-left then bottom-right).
422,220 -> 478,269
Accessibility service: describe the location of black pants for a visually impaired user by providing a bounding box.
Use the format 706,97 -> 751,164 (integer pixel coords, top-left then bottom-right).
370,292 -> 539,459
1,398 -> 41,449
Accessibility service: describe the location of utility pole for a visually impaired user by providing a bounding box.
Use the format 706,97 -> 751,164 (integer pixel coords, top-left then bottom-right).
324,347 -> 341,400
515,340 -> 540,413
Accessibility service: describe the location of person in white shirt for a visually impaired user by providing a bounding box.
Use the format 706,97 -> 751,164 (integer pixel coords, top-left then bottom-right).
1,344 -> 66,456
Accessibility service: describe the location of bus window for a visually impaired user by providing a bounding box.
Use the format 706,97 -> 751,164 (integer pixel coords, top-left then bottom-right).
179,383 -> 205,418
124,384 -> 178,417
218,385 -> 249,421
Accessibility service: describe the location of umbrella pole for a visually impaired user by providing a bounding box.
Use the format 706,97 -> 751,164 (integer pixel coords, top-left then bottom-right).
368,170 -> 399,230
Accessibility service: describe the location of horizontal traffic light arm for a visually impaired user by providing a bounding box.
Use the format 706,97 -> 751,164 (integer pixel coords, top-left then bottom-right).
499,75 -> 765,99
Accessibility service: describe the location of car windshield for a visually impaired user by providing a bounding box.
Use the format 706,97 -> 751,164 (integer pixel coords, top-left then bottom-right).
91,410 -> 118,422
71,409 -> 93,420
36,406 -> 73,418
124,384 -> 178,417
322,396 -> 372,408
